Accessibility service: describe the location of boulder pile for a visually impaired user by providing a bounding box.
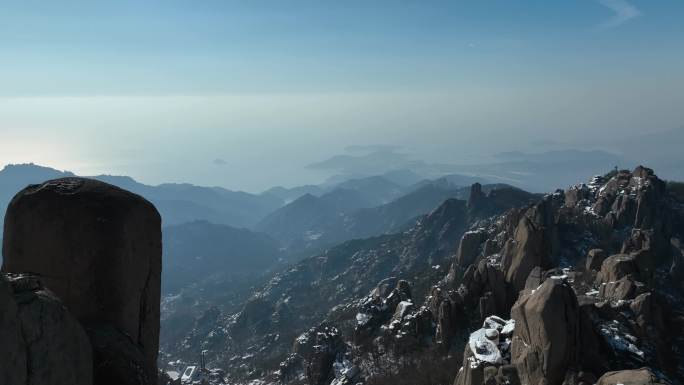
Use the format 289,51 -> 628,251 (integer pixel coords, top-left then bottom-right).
446,167 -> 682,385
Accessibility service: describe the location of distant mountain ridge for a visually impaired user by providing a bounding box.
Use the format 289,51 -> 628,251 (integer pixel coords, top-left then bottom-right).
0,163 -> 283,229
255,178 -> 537,255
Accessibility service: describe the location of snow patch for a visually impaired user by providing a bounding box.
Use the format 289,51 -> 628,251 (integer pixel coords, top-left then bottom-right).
355,312 -> 371,326
599,321 -> 645,359
395,301 -> 413,319
466,316 -> 515,367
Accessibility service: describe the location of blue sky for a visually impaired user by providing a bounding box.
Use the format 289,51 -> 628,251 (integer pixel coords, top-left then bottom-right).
0,1 -> 683,190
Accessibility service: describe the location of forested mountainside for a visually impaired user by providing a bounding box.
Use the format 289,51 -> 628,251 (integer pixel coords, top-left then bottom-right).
162,167 -> 684,385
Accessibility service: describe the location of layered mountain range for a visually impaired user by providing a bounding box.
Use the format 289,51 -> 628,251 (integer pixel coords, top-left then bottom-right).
1,162 -> 683,385
160,166 -> 684,385
0,163 -> 504,271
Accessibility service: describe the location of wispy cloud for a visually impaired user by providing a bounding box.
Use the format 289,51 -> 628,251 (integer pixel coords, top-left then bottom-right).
597,0 -> 641,29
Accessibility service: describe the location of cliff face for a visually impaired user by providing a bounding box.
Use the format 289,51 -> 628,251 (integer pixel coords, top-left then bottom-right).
1,177 -> 162,385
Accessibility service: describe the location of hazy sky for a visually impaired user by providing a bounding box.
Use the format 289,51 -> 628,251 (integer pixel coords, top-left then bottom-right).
1,1 -> 683,191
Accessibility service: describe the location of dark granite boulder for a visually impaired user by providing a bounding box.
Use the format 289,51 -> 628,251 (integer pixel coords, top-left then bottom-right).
2,177 -> 162,384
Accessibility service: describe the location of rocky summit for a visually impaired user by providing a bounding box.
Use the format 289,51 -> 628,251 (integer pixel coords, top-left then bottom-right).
160,166 -> 684,385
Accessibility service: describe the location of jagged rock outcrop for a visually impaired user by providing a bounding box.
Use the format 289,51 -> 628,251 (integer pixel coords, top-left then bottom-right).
354,278 -> 413,341
510,279 -> 581,385
459,259 -> 514,322
467,183 -> 540,220
495,192 -> 562,293
2,177 -> 162,385
0,274 -> 92,385
297,326 -> 350,385
595,367 -> 666,385
501,214 -> 553,291
353,278 -> 436,353
427,286 -> 466,348
446,166 -> 684,385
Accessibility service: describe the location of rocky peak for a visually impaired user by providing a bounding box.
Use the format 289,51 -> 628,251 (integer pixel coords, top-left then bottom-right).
467,182 -> 485,210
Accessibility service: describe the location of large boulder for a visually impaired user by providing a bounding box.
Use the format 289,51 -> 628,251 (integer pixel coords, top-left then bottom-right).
596,254 -> 638,285
2,177 -> 162,384
598,275 -> 640,301
630,293 -> 666,333
585,249 -> 607,272
456,229 -> 488,267
0,274 -> 92,385
502,215 -> 553,291
510,279 -> 580,385
523,266 -> 544,290
595,367 -> 665,385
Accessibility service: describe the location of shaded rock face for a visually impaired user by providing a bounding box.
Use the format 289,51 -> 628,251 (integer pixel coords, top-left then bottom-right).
431,288 -> 464,346
596,254 -> 639,285
294,325 -> 349,385
460,259 -> 515,322
598,275 -> 640,301
495,191 -> 562,293
456,229 -> 488,267
0,274 -> 93,385
586,248 -> 607,272
0,274 -> 27,385
502,214 -> 553,291
510,279 -> 580,385
2,177 -> 162,384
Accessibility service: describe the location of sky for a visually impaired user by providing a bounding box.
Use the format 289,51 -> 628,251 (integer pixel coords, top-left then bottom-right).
0,0 -> 683,192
